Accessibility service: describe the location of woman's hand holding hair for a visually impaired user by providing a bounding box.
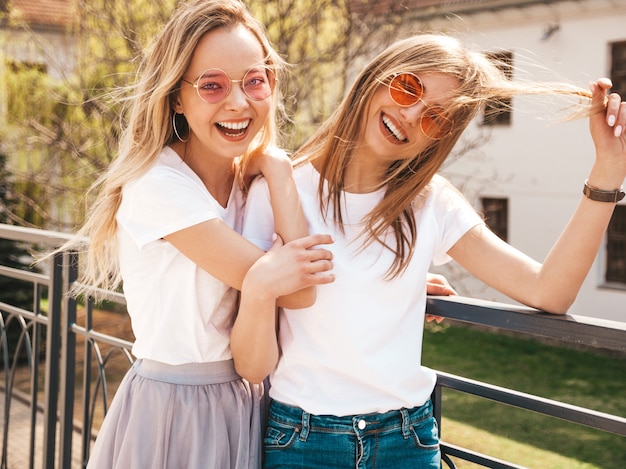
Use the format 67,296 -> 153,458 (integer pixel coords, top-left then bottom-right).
587,78 -> 626,191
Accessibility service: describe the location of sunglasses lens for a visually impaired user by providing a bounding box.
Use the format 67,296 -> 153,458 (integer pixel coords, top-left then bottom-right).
242,66 -> 274,101
421,107 -> 453,139
389,73 -> 423,106
194,67 -> 274,103
196,69 -> 230,103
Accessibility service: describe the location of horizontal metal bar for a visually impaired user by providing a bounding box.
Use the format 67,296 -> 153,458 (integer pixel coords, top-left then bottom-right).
426,296 -> 626,353
0,301 -> 45,322
69,324 -> 133,350
437,371 -> 626,436
72,284 -> 127,305
0,265 -> 49,284
0,224 -> 76,247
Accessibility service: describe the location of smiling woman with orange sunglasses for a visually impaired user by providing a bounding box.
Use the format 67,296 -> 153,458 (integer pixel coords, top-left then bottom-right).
232,33 -> 626,468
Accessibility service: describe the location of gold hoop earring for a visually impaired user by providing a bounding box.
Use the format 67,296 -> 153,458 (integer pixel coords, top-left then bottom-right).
172,112 -> 189,142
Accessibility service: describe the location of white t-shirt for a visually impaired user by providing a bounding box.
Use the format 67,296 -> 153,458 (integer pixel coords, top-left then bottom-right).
116,146 -> 244,365
243,162 -> 483,416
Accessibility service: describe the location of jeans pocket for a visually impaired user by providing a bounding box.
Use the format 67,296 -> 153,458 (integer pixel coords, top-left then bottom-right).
409,415 -> 440,450
263,419 -> 300,450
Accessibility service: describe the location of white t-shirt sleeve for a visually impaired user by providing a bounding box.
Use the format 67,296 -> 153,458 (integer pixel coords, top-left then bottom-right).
429,176 -> 484,266
242,176 -> 276,251
118,166 -> 218,249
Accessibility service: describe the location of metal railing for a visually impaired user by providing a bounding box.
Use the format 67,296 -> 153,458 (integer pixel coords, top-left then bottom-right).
0,223 -> 625,468
426,296 -> 626,468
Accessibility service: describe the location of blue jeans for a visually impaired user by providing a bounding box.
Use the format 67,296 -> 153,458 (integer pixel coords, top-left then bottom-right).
263,399 -> 441,468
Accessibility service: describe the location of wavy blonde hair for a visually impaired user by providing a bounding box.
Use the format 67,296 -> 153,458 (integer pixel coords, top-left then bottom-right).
294,33 -> 595,279
58,0 -> 285,295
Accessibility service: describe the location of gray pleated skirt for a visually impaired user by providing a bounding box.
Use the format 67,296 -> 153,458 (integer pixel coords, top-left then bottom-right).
87,358 -> 266,469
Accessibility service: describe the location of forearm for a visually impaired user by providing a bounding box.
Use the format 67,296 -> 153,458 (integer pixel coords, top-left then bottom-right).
536,169 -> 623,312
231,278 -> 279,384
262,156 -> 308,242
263,157 -> 316,308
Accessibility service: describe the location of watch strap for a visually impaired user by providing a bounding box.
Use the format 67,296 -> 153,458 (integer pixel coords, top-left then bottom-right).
583,180 -> 625,203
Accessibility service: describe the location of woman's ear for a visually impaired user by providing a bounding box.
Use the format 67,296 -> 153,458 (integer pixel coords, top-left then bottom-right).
171,92 -> 184,114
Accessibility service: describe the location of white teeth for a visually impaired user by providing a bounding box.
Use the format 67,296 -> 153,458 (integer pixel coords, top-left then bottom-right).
217,120 -> 250,130
382,114 -> 407,142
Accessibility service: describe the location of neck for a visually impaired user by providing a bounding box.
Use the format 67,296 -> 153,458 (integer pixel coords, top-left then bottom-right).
342,151 -> 387,194
171,141 -> 236,207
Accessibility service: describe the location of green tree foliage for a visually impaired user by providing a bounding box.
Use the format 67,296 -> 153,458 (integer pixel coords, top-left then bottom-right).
247,0 -> 406,148
1,0 -> 177,230
247,0 -> 353,146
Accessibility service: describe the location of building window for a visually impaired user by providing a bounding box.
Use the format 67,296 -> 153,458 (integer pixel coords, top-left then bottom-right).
610,41 -> 626,99
482,51 -> 513,126
481,197 -> 508,242
606,205 -> 626,285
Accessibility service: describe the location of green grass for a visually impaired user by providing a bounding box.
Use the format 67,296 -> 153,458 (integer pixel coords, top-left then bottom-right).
422,322 -> 626,469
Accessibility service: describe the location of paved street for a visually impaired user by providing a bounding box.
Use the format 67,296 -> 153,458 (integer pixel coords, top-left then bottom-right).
0,390 -> 83,468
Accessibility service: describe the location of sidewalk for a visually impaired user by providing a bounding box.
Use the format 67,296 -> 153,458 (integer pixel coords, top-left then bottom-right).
0,389 -> 83,468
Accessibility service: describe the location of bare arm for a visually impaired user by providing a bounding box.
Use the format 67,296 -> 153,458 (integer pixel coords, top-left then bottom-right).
256,149 -> 316,308
449,79 -> 626,314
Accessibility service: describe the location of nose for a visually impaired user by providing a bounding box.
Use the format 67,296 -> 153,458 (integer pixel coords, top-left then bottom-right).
399,102 -> 426,128
224,80 -> 249,110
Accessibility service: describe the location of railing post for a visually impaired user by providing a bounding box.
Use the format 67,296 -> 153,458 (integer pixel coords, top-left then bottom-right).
58,251 -> 77,468
42,252 -> 64,469
81,297 -> 94,467
432,381 -> 443,429
31,283 -> 45,469
0,314 -> 9,469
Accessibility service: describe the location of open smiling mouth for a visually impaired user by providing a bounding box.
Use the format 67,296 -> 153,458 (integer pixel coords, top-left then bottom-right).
216,119 -> 250,138
381,113 -> 408,143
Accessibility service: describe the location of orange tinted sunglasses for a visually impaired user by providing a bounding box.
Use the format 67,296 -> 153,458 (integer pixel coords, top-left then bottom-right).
388,73 -> 454,139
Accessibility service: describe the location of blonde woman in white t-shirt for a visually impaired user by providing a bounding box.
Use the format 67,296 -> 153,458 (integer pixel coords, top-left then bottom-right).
52,1 -> 337,468
233,34 -> 626,468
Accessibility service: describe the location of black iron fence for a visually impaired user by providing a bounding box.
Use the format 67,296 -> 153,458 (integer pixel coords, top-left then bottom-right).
0,223 -> 625,469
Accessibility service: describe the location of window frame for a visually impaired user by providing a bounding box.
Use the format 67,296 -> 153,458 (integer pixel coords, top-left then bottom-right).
480,197 -> 508,242
604,205 -> 626,287
481,51 -> 513,126
610,40 -> 626,99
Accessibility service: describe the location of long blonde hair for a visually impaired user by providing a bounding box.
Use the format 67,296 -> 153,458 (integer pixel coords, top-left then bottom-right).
60,0 -> 284,295
294,33 -> 595,279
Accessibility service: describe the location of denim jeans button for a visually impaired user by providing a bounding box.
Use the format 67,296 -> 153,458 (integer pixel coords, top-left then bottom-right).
357,419 -> 367,430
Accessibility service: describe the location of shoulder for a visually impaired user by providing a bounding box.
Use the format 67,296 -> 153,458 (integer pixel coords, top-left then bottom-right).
248,161 -> 318,196
413,175 -> 475,214
431,175 -> 467,199
293,161 -> 319,191
130,147 -> 201,192
428,174 -> 458,193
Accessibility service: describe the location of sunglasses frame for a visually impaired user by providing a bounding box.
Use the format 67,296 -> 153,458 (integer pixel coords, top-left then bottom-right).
181,65 -> 275,104
387,72 -> 454,139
